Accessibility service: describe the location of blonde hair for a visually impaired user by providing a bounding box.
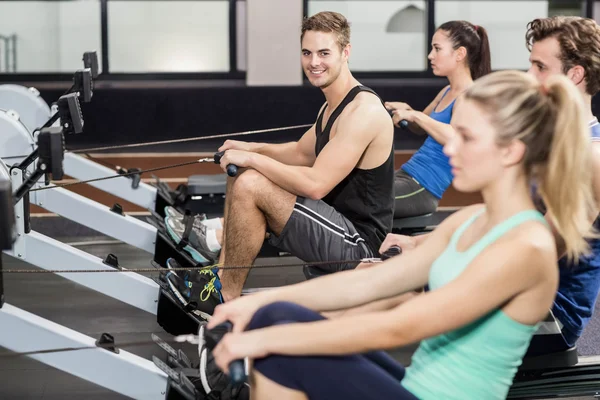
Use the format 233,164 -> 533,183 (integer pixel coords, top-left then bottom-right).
465,70 -> 596,261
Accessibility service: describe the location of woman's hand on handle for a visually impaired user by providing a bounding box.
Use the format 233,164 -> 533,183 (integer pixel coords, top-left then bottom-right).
391,110 -> 418,128
384,101 -> 413,112
213,330 -> 268,375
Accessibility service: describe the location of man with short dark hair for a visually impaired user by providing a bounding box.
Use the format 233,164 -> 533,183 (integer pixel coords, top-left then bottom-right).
165,11 -> 395,319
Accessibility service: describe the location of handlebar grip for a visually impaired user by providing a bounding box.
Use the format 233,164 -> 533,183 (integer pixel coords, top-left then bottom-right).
204,321 -> 246,385
381,245 -> 402,260
214,151 -> 239,177
229,359 -> 246,385
386,108 -> 409,129
226,164 -> 238,177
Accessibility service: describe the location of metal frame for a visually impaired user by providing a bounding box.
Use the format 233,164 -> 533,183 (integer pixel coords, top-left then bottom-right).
5,230 -> 160,314
0,84 -> 160,214
31,180 -> 158,255
9,168 -> 160,315
1,154 -> 168,400
0,303 -> 168,399
63,153 -> 158,213
0,102 -> 158,255
507,356 -> 600,398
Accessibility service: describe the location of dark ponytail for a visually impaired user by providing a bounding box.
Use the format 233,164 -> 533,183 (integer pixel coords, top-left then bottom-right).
438,20 -> 492,80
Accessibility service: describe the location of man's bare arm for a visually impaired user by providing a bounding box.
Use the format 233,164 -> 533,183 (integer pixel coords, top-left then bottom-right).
247,102 -> 388,199
220,125 -> 317,166
252,125 -> 317,166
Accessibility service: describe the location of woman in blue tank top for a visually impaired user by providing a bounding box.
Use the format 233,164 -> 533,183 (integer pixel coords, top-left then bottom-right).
204,70 -> 597,400
385,21 -> 491,218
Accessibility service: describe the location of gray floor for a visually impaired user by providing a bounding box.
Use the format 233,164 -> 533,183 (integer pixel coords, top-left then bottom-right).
1,232 -> 599,399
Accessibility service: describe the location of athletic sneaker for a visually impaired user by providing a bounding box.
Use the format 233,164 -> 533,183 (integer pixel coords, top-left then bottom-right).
165,216 -> 220,263
164,206 -> 207,229
165,258 -> 223,321
196,323 -> 249,399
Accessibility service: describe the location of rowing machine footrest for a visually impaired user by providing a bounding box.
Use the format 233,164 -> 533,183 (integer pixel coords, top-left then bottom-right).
163,369 -> 198,400
153,230 -> 205,272
157,286 -> 201,336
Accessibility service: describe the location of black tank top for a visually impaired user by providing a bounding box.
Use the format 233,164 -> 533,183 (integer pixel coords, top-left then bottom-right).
315,85 -> 395,253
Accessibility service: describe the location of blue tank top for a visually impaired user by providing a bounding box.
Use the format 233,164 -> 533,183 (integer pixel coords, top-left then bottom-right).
552,119 -> 600,346
401,87 -> 455,199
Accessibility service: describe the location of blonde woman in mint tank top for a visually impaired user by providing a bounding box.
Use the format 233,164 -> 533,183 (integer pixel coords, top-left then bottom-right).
205,70 -> 597,400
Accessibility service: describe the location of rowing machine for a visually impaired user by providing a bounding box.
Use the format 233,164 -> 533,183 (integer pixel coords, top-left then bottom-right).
0,129 -> 169,400
0,65 -> 159,255
4,93 -> 163,315
0,51 -> 160,212
506,312 -> 600,398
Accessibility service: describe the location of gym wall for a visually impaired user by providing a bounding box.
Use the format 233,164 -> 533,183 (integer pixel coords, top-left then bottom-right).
0,0 -> 596,152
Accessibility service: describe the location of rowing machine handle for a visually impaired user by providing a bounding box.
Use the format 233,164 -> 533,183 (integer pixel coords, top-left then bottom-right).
386,108 -> 409,129
214,151 -> 238,177
204,321 -> 246,385
381,245 -> 402,260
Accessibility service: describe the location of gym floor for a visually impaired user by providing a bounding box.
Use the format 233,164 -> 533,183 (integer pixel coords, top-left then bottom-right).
1,218 -> 598,399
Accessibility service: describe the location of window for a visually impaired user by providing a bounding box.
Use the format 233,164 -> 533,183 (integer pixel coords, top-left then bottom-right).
0,0 -> 101,73
435,1 -> 549,70
308,1 -> 429,71
107,1 -> 230,73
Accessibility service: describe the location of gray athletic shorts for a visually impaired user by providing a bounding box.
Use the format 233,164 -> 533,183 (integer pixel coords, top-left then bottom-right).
267,197 -> 373,273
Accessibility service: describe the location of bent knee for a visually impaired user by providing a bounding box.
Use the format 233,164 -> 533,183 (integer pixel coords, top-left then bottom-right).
231,169 -> 269,197
247,301 -> 324,331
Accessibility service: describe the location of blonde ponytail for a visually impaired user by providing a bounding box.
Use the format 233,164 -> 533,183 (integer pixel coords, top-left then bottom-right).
464,70 -> 597,262
537,75 -> 597,262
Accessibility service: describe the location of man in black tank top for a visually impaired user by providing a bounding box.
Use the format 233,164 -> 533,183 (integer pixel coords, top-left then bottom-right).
164,11 -> 394,316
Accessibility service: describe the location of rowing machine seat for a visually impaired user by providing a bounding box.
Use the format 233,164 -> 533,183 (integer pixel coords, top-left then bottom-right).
187,174 -> 227,195
180,174 -> 227,217
392,213 -> 438,234
518,346 -> 578,371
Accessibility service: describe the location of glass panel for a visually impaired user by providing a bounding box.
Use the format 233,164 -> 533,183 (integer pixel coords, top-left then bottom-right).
108,1 -> 230,73
0,0 -> 101,73
308,1 -> 428,71
435,1 -> 549,70
548,0 -> 586,17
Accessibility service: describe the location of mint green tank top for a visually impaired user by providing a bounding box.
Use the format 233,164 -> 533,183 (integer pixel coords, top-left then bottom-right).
401,208 -> 547,399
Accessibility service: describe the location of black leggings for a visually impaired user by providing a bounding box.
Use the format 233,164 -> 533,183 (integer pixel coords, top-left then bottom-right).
394,170 -> 439,219
248,301 -> 419,400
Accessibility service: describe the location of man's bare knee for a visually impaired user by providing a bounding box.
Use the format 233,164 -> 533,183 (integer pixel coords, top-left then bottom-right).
230,169 -> 272,199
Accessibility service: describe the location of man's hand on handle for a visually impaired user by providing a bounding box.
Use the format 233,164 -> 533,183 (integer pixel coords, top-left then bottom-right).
216,149 -> 254,174
219,139 -> 260,153
379,233 -> 417,254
